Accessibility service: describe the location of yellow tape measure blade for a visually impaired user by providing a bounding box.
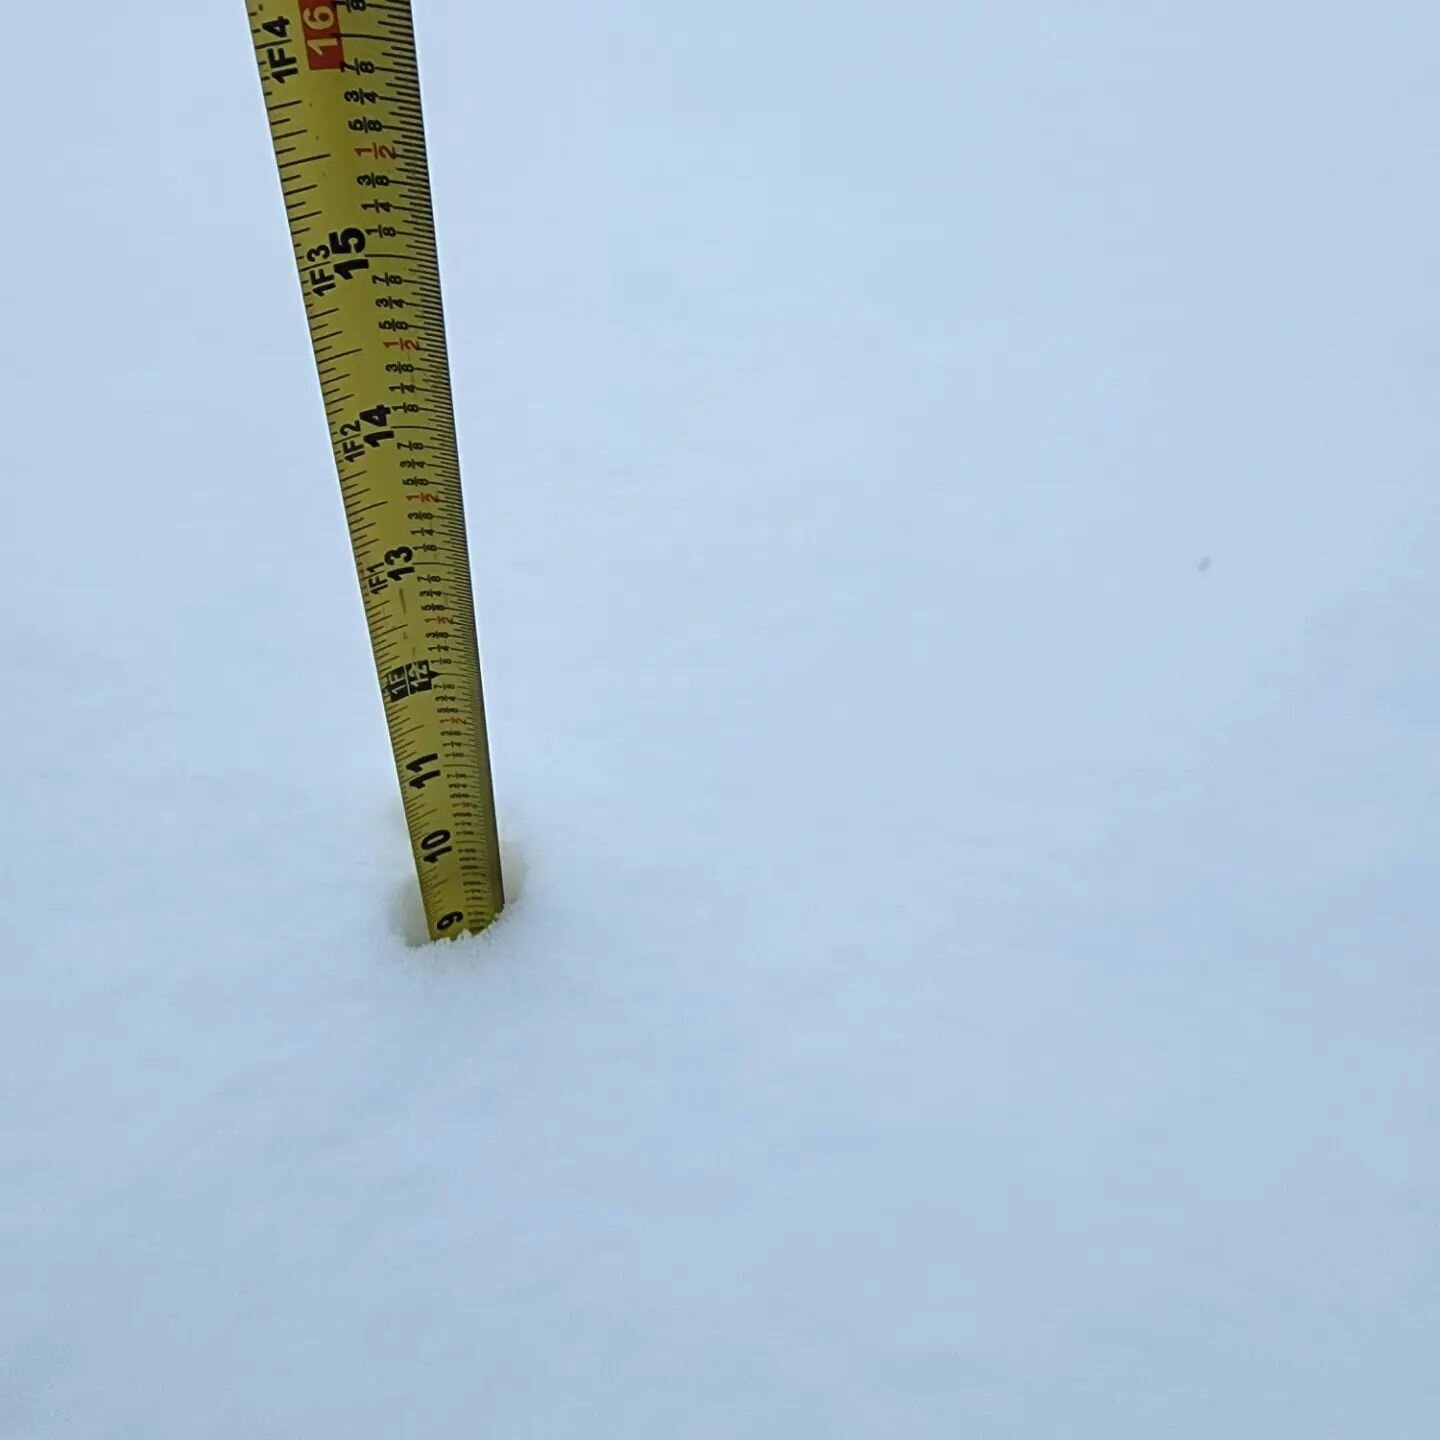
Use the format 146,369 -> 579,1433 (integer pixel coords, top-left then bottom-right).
247,0 -> 503,938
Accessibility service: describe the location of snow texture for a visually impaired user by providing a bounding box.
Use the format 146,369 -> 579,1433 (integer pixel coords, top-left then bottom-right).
3,2 -> 1439,1436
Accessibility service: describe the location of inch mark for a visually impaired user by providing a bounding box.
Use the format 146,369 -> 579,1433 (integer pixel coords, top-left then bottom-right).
301,5 -> 346,70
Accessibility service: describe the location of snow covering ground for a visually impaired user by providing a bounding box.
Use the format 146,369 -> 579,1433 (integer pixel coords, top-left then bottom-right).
4,2 -> 1439,1435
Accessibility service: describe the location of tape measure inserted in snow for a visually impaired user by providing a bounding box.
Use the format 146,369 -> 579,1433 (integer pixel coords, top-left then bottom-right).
246,0 -> 503,938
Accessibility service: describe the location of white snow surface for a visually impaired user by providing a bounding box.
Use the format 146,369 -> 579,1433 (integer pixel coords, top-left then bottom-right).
3,2 -> 1439,1435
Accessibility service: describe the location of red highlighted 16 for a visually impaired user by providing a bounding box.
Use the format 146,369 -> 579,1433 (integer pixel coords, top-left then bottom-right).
301,4 -> 344,69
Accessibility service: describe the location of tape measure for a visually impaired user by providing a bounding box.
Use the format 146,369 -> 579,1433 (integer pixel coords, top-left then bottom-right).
246,0 -> 503,939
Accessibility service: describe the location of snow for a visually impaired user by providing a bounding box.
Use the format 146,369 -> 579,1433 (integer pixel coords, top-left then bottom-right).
3,2 -> 1439,1434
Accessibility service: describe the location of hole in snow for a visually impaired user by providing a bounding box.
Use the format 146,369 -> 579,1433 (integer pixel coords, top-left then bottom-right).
389,832 -> 527,949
